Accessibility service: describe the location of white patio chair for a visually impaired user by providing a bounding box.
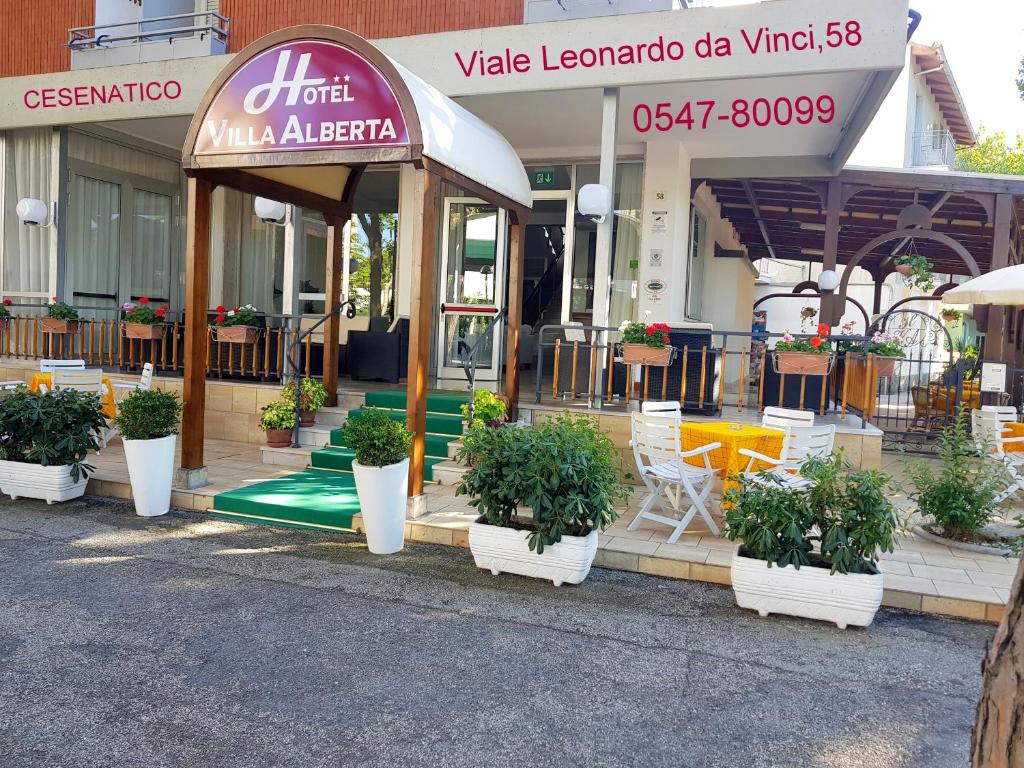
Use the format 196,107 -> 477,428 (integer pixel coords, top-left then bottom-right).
641,400 -> 682,418
51,368 -> 115,447
761,406 -> 815,430
739,424 -> 836,490
629,411 -> 722,542
0,380 -> 24,391
109,362 -> 154,404
40,359 -> 85,373
971,408 -> 1024,504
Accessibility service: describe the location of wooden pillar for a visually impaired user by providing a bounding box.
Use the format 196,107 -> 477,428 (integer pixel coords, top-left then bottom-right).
406,170 -> 440,498
322,213 -> 346,407
504,222 -> 526,420
983,194 -> 1013,363
180,176 -> 213,480
871,272 -> 885,318
820,179 -> 842,325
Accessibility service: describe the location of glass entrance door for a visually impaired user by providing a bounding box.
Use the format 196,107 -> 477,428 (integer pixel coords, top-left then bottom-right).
436,198 -> 506,383
66,174 -> 122,316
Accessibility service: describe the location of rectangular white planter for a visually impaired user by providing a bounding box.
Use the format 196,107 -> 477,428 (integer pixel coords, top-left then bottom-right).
0,459 -> 88,504
730,550 -> 884,629
469,522 -> 598,586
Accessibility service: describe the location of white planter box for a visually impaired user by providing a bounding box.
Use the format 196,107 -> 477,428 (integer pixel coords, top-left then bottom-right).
0,460 -> 88,504
731,550 -> 883,629
469,522 -> 598,587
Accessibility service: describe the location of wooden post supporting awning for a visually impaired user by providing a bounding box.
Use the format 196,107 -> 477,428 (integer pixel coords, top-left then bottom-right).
177,25 -> 531,494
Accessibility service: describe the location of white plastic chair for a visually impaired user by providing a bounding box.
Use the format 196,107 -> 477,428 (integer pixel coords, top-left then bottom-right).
971,407 -> 1024,503
641,400 -> 682,418
110,362 -> 154,404
51,368 -> 114,446
761,406 -> 815,430
0,380 -> 24,391
40,359 -> 85,373
739,424 -> 836,490
629,412 -> 722,542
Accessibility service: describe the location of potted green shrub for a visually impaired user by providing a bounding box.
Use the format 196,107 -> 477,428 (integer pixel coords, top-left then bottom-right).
459,388 -> 508,428
213,303 -> 260,343
940,308 -> 962,324
457,414 -> 628,586
343,408 -> 412,555
42,297 -> 80,335
773,323 -> 834,376
116,389 -> 182,517
122,298 -> 170,340
0,388 -> 105,503
724,455 -> 898,628
259,400 -> 297,448
283,377 -> 329,427
618,320 -> 674,366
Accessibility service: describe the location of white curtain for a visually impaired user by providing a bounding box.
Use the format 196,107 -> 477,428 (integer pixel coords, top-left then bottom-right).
608,163 -> 642,328
2,128 -> 53,297
69,132 -> 179,185
65,174 -> 120,312
132,189 -> 172,301
240,194 -> 284,313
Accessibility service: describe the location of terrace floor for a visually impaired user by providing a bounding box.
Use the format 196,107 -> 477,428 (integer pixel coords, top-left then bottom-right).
87,438 -> 1020,625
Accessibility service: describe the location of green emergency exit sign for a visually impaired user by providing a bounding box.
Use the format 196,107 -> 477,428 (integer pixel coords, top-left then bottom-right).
532,169 -> 556,188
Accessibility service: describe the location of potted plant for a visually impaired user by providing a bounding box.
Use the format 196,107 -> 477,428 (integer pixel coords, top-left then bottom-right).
0,298 -> 12,330
618,319 -> 674,366
799,305 -> 817,331
459,388 -> 508,429
122,298 -> 169,340
42,297 -> 80,335
283,377 -> 329,426
457,413 -> 629,586
259,399 -> 297,448
115,389 -> 182,517
893,253 -> 935,291
940,308 -> 962,324
724,455 -> 898,628
343,408 -> 412,555
849,330 -> 905,378
0,388 -> 105,503
213,303 -> 260,343
773,323 -> 834,376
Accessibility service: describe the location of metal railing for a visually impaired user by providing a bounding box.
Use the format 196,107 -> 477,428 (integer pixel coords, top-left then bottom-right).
911,129 -> 957,170
456,308 -> 507,423
67,11 -> 230,50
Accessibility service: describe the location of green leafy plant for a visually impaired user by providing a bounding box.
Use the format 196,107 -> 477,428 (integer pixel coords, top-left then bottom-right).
214,303 -> 258,327
122,298 -> 169,325
906,415 -> 1008,541
856,331 -> 905,358
0,299 -> 12,319
723,454 -> 898,575
894,253 -> 935,291
0,387 -> 105,480
115,389 -> 181,441
619,320 -> 671,348
775,323 -> 833,354
342,408 -> 411,467
456,414 -> 629,553
940,308 -> 962,324
259,399 -> 297,431
47,297 -> 79,321
283,378 -> 328,413
460,389 -> 508,427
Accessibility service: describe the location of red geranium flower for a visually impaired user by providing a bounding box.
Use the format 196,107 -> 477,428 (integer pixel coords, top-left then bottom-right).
817,323 -> 830,337
51,296 -> 59,302
216,305 -> 225,313
215,314 -> 225,324
810,336 -> 823,348
139,297 -> 149,304
646,327 -> 655,336
2,299 -> 11,306
155,308 -> 166,318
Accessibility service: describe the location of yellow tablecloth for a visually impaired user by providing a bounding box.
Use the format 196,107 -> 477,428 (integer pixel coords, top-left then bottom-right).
29,373 -> 117,420
1003,422 -> 1024,452
931,383 -> 981,412
679,422 -> 785,480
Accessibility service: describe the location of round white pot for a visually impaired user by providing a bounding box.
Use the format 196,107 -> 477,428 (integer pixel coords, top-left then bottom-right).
352,458 -> 409,554
122,434 -> 177,517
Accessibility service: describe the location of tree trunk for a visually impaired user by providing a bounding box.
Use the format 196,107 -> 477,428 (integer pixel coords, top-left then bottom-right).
971,555 -> 1024,767
359,213 -> 384,319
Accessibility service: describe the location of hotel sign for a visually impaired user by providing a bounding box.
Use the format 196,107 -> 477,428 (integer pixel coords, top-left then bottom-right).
193,40 -> 409,156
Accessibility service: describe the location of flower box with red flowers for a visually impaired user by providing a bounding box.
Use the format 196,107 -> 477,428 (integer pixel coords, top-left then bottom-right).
121,298 -> 169,340
212,304 -> 260,343
42,297 -> 81,335
773,323 -> 835,376
618,320 -> 675,366
0,298 -> 13,329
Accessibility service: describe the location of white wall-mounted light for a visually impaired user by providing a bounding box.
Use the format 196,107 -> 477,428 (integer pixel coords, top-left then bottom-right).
577,184 -> 612,223
254,197 -> 287,225
818,269 -> 840,292
16,198 -> 53,227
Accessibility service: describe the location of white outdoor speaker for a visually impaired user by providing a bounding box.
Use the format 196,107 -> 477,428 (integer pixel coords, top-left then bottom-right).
16,198 -> 49,226
254,197 -> 287,224
577,184 -> 612,223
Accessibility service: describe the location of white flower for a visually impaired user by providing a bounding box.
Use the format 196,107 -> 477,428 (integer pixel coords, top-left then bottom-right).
643,310 -> 652,319
227,310 -> 235,317
618,320 -> 630,331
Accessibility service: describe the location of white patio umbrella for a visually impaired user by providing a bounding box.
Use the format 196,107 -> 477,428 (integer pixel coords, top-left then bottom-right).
943,264 -> 1024,305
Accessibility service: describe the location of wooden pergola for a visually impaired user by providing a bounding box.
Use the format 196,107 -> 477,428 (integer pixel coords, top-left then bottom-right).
178,25 -> 531,494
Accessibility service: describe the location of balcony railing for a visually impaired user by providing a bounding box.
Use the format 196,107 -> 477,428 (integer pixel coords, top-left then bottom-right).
67,12 -> 230,68
911,129 -> 957,170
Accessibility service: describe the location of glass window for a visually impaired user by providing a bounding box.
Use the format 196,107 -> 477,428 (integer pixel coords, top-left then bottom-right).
298,210 -> 327,315
132,189 -> 173,303
66,174 -> 120,313
686,209 -> 706,321
239,194 -> 285,314
2,128 -> 52,298
349,169 -> 400,318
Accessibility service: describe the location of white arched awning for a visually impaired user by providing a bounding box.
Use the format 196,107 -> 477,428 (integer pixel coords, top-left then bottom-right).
182,25 -> 532,218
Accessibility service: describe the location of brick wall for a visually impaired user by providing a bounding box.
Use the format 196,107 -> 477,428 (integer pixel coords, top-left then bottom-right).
0,0 -> 94,77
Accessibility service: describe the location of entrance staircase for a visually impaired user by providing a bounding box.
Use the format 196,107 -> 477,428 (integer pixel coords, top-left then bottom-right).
210,389 -> 468,532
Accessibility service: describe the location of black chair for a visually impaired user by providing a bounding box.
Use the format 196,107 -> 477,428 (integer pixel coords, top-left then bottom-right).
348,317 -> 409,383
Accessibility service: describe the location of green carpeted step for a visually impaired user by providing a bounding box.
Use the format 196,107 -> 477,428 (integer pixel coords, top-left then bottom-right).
326,430 -> 455,457
336,408 -> 464,437
364,389 -> 469,415
211,469 -> 360,532
309,447 -> 446,482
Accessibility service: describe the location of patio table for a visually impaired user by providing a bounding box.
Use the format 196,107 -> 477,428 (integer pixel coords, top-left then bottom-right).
1002,422 -> 1024,452
679,421 -> 784,482
29,373 -> 117,419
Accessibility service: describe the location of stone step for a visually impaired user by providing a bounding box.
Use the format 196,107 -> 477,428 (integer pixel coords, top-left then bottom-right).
309,405 -> 347,427
431,459 -> 469,486
260,445 -> 313,468
297,424 -> 333,448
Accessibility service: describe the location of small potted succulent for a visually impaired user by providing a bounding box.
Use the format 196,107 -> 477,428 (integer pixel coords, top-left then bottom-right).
0,298 -> 12,330
940,308 -> 962,324
115,389 -> 182,517
459,388 -> 508,429
283,377 -> 329,426
850,330 -> 905,378
42,297 -> 80,335
259,399 -> 297,448
213,303 -> 260,343
893,253 -> 935,291
343,408 -> 412,555
122,298 -> 169,340
724,454 -> 898,628
618,317 -> 674,366
773,323 -> 834,376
